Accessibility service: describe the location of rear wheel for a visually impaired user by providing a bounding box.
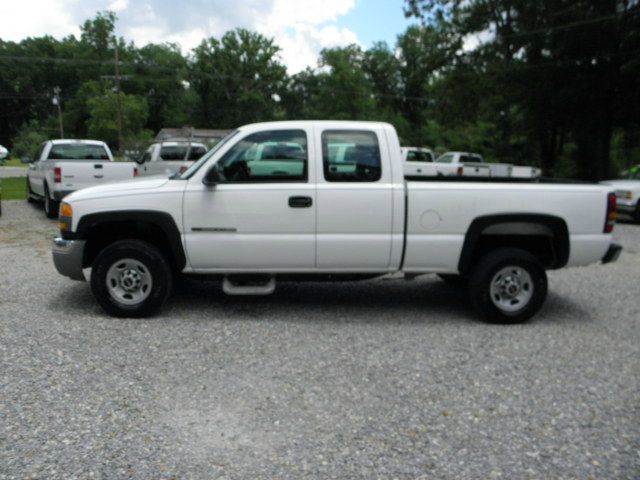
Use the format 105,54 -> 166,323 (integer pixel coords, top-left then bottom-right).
469,248 -> 547,324
634,200 -> 640,223
90,240 -> 173,318
43,184 -> 59,218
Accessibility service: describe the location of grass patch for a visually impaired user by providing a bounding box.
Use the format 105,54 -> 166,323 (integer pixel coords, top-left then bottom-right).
1,177 -> 27,200
1,158 -> 28,168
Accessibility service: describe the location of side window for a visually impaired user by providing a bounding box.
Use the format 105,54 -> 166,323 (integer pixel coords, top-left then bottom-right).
407,150 -> 432,162
215,130 -> 307,183
322,130 -> 381,182
437,154 -> 454,163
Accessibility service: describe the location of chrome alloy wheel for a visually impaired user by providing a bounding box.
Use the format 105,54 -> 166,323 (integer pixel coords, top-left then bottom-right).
489,266 -> 534,313
106,258 -> 153,306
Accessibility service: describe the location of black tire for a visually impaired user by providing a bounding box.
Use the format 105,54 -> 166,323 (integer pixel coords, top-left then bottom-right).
437,273 -> 468,287
43,184 -> 59,218
26,177 -> 36,203
90,240 -> 173,318
634,201 -> 640,223
469,248 -> 547,324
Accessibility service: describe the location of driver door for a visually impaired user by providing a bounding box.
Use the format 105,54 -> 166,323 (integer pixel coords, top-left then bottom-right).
182,128 -> 316,271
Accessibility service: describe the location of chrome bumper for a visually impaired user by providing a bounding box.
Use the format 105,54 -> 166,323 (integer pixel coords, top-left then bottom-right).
52,237 -> 86,281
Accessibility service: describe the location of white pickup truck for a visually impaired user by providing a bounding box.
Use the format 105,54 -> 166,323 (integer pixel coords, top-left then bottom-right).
404,150 -> 541,179
136,141 -> 208,177
52,121 -> 621,323
26,140 -> 137,218
602,168 -> 640,222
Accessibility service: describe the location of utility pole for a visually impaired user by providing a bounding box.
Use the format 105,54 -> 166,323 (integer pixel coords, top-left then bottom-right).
52,87 -> 64,139
114,39 -> 124,154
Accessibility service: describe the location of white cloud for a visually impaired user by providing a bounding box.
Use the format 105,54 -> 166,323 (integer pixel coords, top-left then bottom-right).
108,0 -> 128,12
271,24 -> 361,73
0,0 -> 80,41
1,0 -> 361,73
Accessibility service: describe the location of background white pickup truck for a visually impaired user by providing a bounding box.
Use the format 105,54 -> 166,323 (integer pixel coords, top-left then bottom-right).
52,121 -> 621,323
136,141 -> 208,177
602,169 -> 640,222
403,149 -> 541,178
26,139 -> 137,218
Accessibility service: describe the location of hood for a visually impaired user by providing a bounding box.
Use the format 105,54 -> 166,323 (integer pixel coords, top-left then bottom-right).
65,177 -> 170,202
601,179 -> 640,189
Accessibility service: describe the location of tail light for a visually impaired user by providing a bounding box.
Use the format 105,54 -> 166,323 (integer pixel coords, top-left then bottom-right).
456,166 -> 463,176
53,167 -> 61,183
604,192 -> 617,233
134,167 -> 138,177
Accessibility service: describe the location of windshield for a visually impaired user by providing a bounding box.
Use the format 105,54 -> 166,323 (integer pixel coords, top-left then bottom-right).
178,131 -> 239,179
48,144 -> 110,160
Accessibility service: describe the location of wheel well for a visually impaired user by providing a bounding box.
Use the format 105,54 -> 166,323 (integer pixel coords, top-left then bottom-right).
82,220 -> 178,271
458,215 -> 570,275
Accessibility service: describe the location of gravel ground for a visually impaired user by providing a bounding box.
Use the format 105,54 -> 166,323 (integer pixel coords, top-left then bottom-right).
1,200 -> 639,479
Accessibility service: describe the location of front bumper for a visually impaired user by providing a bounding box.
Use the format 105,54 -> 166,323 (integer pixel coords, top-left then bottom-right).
52,237 -> 86,281
601,243 -> 622,264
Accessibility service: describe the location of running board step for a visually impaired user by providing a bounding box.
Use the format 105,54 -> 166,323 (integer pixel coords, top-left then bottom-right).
222,275 -> 276,295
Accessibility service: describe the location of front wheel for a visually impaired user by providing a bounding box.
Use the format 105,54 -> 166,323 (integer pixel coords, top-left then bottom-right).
469,248 -> 547,324
90,240 -> 173,318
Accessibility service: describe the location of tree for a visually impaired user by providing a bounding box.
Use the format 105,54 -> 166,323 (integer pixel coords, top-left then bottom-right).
190,29 -> 287,128
405,0 -> 640,179
86,89 -> 149,151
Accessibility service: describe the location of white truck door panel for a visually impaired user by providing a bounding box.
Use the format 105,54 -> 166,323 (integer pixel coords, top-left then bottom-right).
183,184 -> 316,270
183,128 -> 316,271
315,128 -> 395,270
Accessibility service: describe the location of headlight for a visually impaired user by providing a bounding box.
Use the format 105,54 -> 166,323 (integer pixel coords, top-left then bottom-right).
58,202 -> 73,231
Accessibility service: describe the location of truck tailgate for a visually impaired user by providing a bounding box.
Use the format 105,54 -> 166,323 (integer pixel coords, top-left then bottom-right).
56,161 -> 136,191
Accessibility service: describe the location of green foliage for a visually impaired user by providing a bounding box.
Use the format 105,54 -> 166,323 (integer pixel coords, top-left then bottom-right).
86,90 -> 149,150
11,121 -> 48,159
1,7 -> 639,180
190,29 -> 287,128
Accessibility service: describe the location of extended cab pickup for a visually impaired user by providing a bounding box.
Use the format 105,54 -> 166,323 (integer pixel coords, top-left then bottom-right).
52,121 -> 621,322
27,140 -> 137,218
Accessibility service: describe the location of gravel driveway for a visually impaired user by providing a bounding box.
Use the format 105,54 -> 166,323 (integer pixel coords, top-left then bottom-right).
1,201 -> 638,479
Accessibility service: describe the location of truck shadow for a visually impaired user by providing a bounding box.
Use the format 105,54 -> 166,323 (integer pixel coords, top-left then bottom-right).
50,275 -> 591,325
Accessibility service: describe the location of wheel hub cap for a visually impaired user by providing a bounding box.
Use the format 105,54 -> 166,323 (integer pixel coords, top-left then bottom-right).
489,266 -> 533,313
106,259 -> 153,306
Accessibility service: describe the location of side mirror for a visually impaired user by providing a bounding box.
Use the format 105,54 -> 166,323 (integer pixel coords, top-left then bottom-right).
203,165 -> 221,186
135,156 -> 146,165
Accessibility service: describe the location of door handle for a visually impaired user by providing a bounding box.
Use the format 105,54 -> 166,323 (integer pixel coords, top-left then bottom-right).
288,196 -> 313,208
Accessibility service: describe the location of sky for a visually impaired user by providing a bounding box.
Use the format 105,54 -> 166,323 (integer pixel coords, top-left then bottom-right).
0,0 -> 419,73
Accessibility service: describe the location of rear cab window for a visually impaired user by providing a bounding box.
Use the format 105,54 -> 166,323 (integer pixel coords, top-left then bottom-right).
48,144 -> 109,160
322,130 -> 382,182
